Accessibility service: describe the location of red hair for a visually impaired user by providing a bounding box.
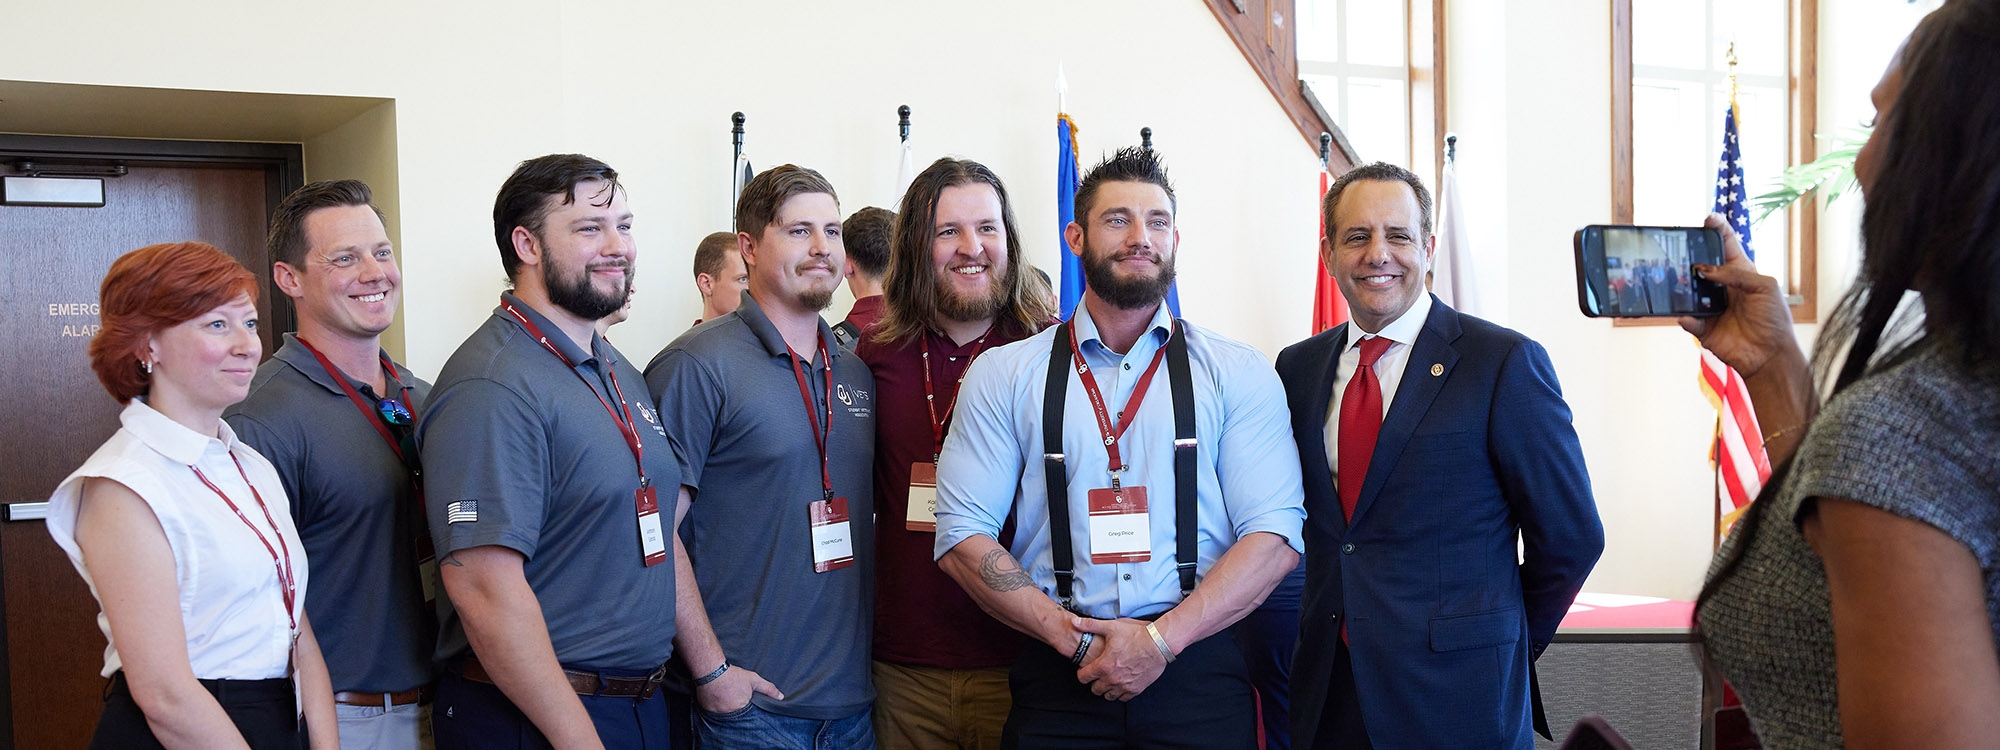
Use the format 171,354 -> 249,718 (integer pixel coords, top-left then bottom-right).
90,243 -> 259,403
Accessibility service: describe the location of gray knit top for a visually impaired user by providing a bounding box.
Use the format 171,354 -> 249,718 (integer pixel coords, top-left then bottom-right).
1697,342 -> 2000,749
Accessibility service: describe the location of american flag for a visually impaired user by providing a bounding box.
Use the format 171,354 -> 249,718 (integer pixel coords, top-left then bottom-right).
1699,100 -> 1771,536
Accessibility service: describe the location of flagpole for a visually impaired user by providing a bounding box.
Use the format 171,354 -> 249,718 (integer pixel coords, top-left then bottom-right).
730,111 -> 746,217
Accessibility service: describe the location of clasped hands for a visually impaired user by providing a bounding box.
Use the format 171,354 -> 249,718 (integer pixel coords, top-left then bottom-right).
1072,616 -> 1172,702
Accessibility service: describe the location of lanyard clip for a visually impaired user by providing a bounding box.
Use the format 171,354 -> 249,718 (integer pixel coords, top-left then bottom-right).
823,488 -> 836,502
1109,469 -> 1123,492
639,475 -> 651,489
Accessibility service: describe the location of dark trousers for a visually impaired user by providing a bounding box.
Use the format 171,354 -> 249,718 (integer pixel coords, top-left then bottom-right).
1003,630 -> 1255,749
1309,639 -> 1372,750
1235,606 -> 1300,750
92,670 -> 304,749
432,667 -> 690,749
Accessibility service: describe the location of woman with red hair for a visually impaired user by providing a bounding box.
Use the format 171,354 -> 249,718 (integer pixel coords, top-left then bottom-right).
46,242 -> 337,749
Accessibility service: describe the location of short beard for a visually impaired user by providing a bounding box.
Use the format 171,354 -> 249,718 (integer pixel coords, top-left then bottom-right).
1081,238 -> 1176,310
935,265 -> 1013,323
545,255 -> 631,321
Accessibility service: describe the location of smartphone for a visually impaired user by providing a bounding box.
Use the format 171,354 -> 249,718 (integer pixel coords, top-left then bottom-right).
1573,225 -> 1728,318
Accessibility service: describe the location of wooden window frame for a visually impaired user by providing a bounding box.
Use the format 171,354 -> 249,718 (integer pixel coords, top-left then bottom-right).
1611,0 -> 1819,326
1206,0 -> 1445,175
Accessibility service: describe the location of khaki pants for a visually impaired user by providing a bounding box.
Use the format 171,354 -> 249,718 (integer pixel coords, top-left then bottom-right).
871,660 -> 1010,750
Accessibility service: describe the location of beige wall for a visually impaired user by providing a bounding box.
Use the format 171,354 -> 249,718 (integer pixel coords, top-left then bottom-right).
0,0 -> 1934,600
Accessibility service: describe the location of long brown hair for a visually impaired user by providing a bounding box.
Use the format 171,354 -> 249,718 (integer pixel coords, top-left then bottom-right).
871,158 -> 1055,344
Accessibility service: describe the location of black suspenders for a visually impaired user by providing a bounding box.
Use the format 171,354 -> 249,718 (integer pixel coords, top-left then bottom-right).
1042,320 -> 1199,613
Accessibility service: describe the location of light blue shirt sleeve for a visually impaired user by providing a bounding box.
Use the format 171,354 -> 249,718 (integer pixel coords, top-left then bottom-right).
1208,342 -> 1307,553
933,346 -> 1028,559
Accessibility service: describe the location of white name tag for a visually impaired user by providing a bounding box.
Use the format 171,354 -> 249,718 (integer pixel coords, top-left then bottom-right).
810,497 -> 855,572
906,462 -> 938,532
1087,486 -> 1152,564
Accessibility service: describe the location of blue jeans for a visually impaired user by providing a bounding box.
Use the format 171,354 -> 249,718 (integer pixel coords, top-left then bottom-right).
696,702 -> 872,750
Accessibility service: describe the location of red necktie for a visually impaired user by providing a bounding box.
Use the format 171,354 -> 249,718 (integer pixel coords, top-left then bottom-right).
1337,336 -> 1393,522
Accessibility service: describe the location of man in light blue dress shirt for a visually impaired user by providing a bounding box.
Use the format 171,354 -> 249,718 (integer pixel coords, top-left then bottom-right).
932,147 -> 1305,749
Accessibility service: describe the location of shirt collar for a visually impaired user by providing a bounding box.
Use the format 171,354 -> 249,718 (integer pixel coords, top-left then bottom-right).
272,333 -> 401,397
1070,301 -> 1174,355
121,398 -> 240,466
1348,294 -> 1433,352
497,292 -> 609,367
736,290 -> 842,363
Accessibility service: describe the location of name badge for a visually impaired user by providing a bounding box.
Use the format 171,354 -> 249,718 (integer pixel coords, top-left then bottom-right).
637,486 -> 668,567
1087,486 -> 1151,564
810,497 -> 855,573
415,534 -> 438,604
906,463 -> 938,532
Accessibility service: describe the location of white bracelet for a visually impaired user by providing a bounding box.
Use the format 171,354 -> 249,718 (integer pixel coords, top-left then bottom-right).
1145,622 -> 1176,664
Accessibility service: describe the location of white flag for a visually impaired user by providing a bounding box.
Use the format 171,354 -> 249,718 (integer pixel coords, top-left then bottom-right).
731,153 -> 754,218
895,140 -> 915,207
1433,156 -> 1483,317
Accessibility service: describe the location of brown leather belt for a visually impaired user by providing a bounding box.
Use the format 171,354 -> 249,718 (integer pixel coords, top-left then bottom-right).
334,687 -> 429,707
458,655 -> 669,700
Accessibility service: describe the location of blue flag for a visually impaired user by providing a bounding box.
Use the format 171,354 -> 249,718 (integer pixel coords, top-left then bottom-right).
1056,114 -> 1182,320
1058,115 -> 1085,320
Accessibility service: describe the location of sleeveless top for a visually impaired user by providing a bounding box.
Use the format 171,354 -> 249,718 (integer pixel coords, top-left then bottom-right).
46,400 -> 308,679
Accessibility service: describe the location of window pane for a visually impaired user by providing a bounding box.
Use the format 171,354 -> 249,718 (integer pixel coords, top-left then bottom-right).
1345,0 -> 1405,67
1302,74 -> 1343,136
1716,0 -> 1788,77
1298,0 -> 1341,63
1633,79 -> 1712,226
1731,85 -> 1790,283
1344,77 -> 1409,168
1634,0 -> 1706,70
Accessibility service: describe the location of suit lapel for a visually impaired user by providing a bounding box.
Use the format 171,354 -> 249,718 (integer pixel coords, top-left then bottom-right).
1350,300 -> 1462,525
1303,325 -> 1347,537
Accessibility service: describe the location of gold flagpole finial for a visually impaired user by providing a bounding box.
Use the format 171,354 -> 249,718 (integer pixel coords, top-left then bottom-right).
1726,42 -> 1740,107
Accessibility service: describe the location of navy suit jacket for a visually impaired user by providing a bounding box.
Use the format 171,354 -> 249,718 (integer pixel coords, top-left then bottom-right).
1278,298 -> 1603,749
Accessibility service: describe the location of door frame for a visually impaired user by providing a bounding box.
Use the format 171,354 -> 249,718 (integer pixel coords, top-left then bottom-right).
0,134 -> 303,748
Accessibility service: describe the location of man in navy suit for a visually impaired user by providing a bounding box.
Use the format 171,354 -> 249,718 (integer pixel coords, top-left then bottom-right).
1277,162 -> 1603,749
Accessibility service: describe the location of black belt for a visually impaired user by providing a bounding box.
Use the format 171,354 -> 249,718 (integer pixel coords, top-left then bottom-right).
458,655 -> 668,700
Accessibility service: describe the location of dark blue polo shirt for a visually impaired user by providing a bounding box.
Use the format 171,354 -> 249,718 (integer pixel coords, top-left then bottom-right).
418,295 -> 679,670
645,292 -> 876,721
225,334 -> 433,694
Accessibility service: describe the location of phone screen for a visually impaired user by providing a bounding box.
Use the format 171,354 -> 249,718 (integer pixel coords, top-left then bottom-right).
1574,225 -> 1727,317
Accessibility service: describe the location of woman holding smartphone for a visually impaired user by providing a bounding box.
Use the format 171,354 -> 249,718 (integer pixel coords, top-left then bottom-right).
1689,1 -> 2000,747
47,242 -> 337,749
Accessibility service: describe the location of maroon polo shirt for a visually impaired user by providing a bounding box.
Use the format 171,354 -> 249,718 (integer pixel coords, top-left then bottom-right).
844,295 -> 886,335
858,325 -> 1029,669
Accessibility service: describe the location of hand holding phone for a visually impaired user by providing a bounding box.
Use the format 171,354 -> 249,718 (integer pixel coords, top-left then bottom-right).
1573,225 -> 1727,317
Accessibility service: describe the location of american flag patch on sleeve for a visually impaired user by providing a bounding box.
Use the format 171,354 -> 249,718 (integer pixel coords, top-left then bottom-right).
446,500 -> 478,524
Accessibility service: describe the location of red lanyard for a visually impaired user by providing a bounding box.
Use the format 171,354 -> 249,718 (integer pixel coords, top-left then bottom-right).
191,454 -> 298,635
787,339 -> 836,501
920,328 -> 990,460
293,336 -> 415,467
1066,321 -> 1169,477
501,298 -> 650,487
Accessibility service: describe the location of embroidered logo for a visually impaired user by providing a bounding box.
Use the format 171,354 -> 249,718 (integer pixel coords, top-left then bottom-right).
446,500 -> 478,524
837,384 -> 854,406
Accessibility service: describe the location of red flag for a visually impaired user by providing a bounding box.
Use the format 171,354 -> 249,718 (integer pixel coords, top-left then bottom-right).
1312,167 -> 1350,334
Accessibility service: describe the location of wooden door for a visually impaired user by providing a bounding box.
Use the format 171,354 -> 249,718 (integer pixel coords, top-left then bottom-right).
0,159 -> 282,749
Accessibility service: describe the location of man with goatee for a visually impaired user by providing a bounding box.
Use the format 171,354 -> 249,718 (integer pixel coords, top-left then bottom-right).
648,165 -> 877,749
932,148 -> 1305,748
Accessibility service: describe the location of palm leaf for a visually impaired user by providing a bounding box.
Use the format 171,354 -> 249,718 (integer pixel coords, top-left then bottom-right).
1749,127 -> 1871,222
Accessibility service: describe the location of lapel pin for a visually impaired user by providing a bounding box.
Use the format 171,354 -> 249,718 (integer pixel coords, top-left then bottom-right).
1430,363 -> 1444,377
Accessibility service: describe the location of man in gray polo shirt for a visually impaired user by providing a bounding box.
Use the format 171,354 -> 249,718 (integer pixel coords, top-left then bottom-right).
226,179 -> 432,750
647,164 -> 876,750
419,154 -> 684,749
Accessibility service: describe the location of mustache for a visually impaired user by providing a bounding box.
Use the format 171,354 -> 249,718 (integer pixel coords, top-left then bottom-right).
1110,250 -> 1160,263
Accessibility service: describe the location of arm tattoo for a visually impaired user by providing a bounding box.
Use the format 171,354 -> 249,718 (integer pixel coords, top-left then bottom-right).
439,551 -> 463,567
980,549 -> 1036,593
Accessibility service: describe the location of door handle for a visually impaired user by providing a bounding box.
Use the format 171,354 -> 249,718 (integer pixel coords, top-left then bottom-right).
4,502 -> 50,521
